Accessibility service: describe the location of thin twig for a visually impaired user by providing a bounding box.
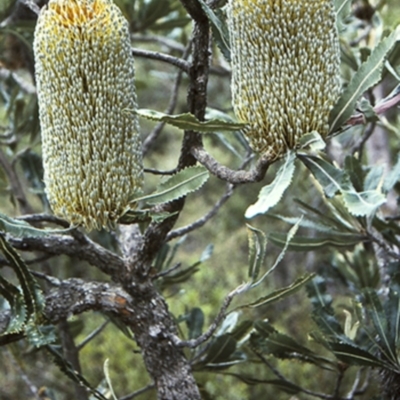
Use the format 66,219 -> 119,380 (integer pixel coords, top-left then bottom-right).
333,369 -> 345,399
169,284 -> 246,348
351,122 -> 376,158
143,167 -> 178,175
131,47 -> 189,73
76,320 -> 109,351
166,184 -> 234,241
17,213 -> 70,228
17,213 -> 88,243
119,384 -> 155,400
30,270 -> 60,286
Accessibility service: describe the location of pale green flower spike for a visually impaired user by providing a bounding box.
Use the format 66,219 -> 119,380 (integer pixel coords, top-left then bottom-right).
228,0 -> 341,160
34,0 -> 143,231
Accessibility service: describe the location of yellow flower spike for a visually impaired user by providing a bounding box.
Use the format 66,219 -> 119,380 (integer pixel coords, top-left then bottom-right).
227,0 -> 341,160
34,0 -> 143,231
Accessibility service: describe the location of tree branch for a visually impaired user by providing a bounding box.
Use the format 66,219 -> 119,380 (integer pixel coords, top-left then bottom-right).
8,234 -> 125,279
191,145 -> 271,184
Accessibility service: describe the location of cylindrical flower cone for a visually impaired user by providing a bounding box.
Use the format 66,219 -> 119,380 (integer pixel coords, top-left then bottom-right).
228,0 -> 341,160
34,0 -> 143,230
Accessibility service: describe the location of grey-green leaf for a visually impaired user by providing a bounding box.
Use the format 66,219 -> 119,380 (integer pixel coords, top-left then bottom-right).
329,342 -> 391,369
247,224 -> 267,282
186,307 -> 204,340
298,154 -> 347,198
197,0 -> 231,61
362,288 -> 397,363
136,109 -> 245,132
134,166 -> 209,205
268,232 -> 364,251
202,334 -> 237,365
245,151 -> 296,218
0,213 -> 73,238
341,189 -> 386,217
329,30 -> 399,133
241,273 -> 315,308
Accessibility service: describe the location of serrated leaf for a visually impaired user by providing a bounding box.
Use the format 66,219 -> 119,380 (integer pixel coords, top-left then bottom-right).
247,225 -> 267,282
0,280 -> 27,335
160,265 -> 199,289
0,233 -> 44,320
197,0 -> 231,61
253,331 -> 316,359
133,166 -> 209,205
294,198 -> 354,232
0,213 -> 73,238
268,232 -> 365,251
245,151 -> 296,218
362,289 -> 397,363
312,310 -> 349,342
251,219 -> 301,288
341,189 -> 386,217
202,334 -> 237,365
329,30 -> 399,133
136,109 -> 245,132
240,274 -> 315,309
328,342 -> 391,369
186,307 -> 204,340
298,154 -> 347,198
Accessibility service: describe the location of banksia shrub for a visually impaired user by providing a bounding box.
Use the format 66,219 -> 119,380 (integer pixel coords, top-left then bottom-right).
227,0 -> 341,160
34,0 -> 143,230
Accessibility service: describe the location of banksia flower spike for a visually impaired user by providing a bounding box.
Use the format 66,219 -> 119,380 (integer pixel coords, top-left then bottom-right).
34,0 -> 143,230
227,0 -> 341,160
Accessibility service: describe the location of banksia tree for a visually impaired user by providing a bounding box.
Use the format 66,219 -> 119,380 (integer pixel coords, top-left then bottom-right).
227,0 -> 341,160
34,0 -> 143,230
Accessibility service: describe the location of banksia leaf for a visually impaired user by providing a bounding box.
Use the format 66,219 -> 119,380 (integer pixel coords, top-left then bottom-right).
227,0 -> 341,160
34,0 -> 143,231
